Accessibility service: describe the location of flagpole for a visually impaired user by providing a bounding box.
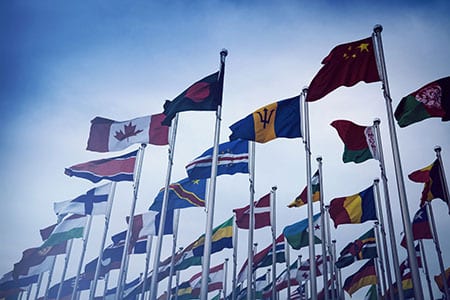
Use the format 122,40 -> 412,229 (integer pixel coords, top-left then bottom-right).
149,114 -> 179,300
372,24 -> 424,299
33,273 -> 43,300
232,215 -> 238,300
116,143 -> 147,300
89,182 -> 117,300
252,242 -> 258,299
324,205 -> 335,300
270,186 -> 277,300
141,235 -> 153,300
373,222 -> 387,298
200,49 -> 228,300
102,272 -> 109,298
316,156 -> 328,300
331,240 -> 343,300
285,239 -> 291,298
44,255 -> 57,300
302,88 -> 317,300
372,257 -> 383,299
373,179 -> 394,300
166,209 -> 180,297
425,201 -> 450,298
224,258 -> 229,299
71,214 -> 93,300
57,239 -> 73,300
174,249 -> 182,300
372,119 -> 403,300
418,239 -> 434,300
434,146 -> 450,213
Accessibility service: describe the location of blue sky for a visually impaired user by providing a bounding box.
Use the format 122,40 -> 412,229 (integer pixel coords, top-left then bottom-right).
1,1 -> 449,299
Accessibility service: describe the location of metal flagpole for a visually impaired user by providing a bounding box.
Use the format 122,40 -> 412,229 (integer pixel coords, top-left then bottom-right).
71,214 -> 93,300
200,49 -> 228,300
102,272 -> 109,298
25,282 -> 32,300
252,243 -> 258,299
270,186 -> 277,300
331,240 -> 342,300
223,258 -> 229,299
141,234 -> 153,300
56,239 -> 73,300
372,24 -> 424,299
89,182 -> 117,300
34,273 -> 43,300
116,143 -> 147,300
232,215 -> 238,300
316,156 -> 328,300
372,257 -> 383,299
44,255 -> 57,300
149,113 -> 179,300
418,239 -> 434,300
373,179 -> 394,300
297,255 -> 302,299
372,119 -> 403,300
244,141 -> 256,300
434,146 -> 450,213
285,239 -> 291,299
174,254 -> 181,300
373,222 -> 387,298
425,201 -> 450,298
166,209 -> 180,297
324,205 -> 335,300
302,88 -> 317,299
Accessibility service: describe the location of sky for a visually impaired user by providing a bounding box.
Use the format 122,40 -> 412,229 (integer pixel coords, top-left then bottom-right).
1,1 -> 449,299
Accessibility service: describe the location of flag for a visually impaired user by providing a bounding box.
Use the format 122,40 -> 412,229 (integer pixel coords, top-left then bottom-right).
0,274 -> 38,298
364,285 -> 377,300
233,193 -> 271,229
297,255 -> 329,281
170,281 -> 194,300
343,259 -> 377,296
434,267 -> 450,293
288,170 -> 320,208
189,263 -> 224,296
329,184 -> 377,228
12,247 -> 58,279
173,243 -> 202,272
283,213 -> 322,250
399,243 -> 422,276
40,214 -> 87,248
192,217 -> 233,256
87,113 -> 169,152
272,261 -> 300,293
47,275 -> 91,299
409,159 -> 449,207
335,228 -> 378,268
394,76 -> 450,127
149,177 -> 206,211
39,223 -> 67,254
186,139 -> 249,179
53,183 -> 111,216
255,274 -> 268,299
306,36 -> 380,102
110,230 -> 148,253
330,120 -> 379,164
400,205 -> 433,248
65,150 -> 137,183
104,276 -> 142,300
162,71 -> 222,126
229,96 -> 302,143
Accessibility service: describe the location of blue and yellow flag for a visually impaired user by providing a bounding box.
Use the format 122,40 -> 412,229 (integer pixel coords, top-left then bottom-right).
192,217 -> 233,256
229,96 -> 302,143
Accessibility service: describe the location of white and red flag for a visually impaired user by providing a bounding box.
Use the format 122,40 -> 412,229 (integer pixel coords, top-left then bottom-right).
233,193 -> 271,229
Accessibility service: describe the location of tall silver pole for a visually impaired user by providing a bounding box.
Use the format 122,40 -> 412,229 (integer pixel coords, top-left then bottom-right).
297,255 -> 302,299
372,24 -> 423,299
223,258 -> 229,299
317,156 -> 328,300
302,88 -> 317,299
373,222 -> 386,298
245,141 -> 256,300
200,49 -> 228,300
141,235 -> 153,300
324,205 -> 335,300
372,257 -> 383,299
44,254 -> 57,300
373,178 -> 394,300
149,114 -> 179,300
252,243 -> 258,299
166,209 -> 180,297
102,273 -> 109,298
34,273 -> 43,300
434,146 -> 450,213
332,240 -> 343,300
285,241 -> 291,299
270,186 -> 277,300
372,119 -> 403,300
71,214 -> 93,300
425,202 -> 450,298
174,248 -> 182,300
419,239 -> 434,300
231,216 -> 238,300
116,144 -> 147,300
89,182 -> 117,300
56,239 -> 73,300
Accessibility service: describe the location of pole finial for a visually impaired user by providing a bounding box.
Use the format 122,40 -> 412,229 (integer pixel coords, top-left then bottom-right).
373,118 -> 381,125
375,221 -> 379,225
373,24 -> 383,33
434,145 -> 442,153
332,239 -> 336,244
316,156 -> 322,162
374,178 -> 380,183
272,186 -> 277,191
302,86 -> 308,94
220,49 -> 228,57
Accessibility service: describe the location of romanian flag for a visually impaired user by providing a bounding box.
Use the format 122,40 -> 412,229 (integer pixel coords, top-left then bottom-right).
395,76 -> 450,127
343,259 -> 377,296
192,217 -> 233,256
329,185 -> 377,228
288,170 -> 320,208
229,96 -> 302,143
330,120 -> 379,164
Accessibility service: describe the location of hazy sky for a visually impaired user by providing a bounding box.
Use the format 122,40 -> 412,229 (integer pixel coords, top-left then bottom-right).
1,1 -> 449,299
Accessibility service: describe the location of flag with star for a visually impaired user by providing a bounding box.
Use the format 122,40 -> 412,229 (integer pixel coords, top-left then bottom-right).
306,37 -> 380,102
400,205 -> 433,248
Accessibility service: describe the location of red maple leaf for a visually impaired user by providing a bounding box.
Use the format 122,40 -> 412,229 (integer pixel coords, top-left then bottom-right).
114,122 -> 144,141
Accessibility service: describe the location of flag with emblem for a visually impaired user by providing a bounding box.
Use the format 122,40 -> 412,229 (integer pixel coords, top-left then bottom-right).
283,213 -> 322,250
297,255 -> 329,281
335,228 -> 378,268
288,170 -> 320,208
400,205 -> 433,248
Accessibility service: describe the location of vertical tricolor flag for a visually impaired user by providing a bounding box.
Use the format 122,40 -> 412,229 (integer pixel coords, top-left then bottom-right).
229,96 -> 302,143
288,170 -> 320,208
233,193 -> 271,229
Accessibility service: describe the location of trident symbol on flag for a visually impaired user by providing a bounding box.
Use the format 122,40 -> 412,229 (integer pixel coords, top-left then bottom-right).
256,108 -> 274,129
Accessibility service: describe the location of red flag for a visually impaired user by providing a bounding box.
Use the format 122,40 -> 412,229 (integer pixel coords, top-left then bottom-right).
233,193 -> 271,229
306,37 -> 380,102
400,206 -> 433,248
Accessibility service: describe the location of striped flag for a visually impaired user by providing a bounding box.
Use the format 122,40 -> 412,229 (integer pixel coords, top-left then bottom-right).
40,214 -> 87,248
233,193 -> 271,229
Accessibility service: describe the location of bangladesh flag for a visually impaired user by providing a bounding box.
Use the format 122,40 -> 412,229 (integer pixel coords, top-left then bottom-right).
395,76 -> 450,127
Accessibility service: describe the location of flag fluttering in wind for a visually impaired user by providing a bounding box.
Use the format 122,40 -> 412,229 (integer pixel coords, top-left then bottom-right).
306,37 -> 380,102
330,120 -> 379,164
162,71 -> 222,126
229,96 -> 302,143
329,184 -> 377,228
87,113 -> 169,152
65,150 -> 138,183
283,213 -> 322,250
434,267 -> 450,294
40,214 -> 87,248
394,76 -> 450,127
12,247 -> 58,279
400,205 -> 433,248
399,243 -> 422,276
233,193 -> 271,229
189,263 -> 224,296
343,259 -> 377,296
191,217 -> 233,256
297,255 -> 329,281
288,170 -> 320,208
335,228 -> 378,269
186,139 -> 249,179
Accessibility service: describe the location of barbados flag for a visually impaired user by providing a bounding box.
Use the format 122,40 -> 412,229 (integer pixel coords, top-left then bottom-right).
229,96 -> 302,143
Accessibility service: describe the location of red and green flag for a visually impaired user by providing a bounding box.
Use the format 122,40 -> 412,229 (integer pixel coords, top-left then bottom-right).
288,170 -> 320,208
331,120 -> 379,164
394,76 -> 450,127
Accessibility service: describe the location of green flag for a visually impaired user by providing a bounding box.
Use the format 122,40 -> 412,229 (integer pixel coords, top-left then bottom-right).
283,213 -> 321,250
